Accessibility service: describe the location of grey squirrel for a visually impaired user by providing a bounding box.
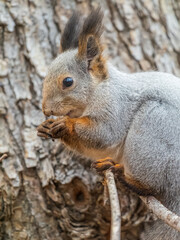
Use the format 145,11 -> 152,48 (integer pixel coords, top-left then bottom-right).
37,8 -> 180,239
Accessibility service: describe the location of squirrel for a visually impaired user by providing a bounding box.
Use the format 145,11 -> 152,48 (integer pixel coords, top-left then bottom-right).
37,8 -> 180,240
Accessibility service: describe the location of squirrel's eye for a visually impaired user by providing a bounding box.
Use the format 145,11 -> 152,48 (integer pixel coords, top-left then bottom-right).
62,77 -> 74,89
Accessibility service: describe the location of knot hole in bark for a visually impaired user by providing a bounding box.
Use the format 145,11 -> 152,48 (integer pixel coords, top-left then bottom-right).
69,177 -> 91,210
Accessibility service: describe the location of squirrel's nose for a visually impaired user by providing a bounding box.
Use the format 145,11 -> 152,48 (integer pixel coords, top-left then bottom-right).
43,109 -> 51,117
42,101 -> 54,116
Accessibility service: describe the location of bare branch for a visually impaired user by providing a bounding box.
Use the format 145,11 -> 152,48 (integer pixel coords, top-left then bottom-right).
140,196 -> 180,232
105,169 -> 121,240
104,169 -> 180,239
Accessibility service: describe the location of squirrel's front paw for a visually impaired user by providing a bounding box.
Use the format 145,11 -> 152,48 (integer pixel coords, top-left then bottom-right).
37,119 -> 56,139
49,117 -> 72,139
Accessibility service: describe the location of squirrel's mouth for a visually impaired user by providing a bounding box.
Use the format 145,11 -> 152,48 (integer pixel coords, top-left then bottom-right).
66,110 -> 74,117
66,109 -> 83,118
45,107 -> 84,119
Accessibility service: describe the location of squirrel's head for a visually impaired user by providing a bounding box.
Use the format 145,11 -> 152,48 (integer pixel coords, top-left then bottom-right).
42,8 -> 108,118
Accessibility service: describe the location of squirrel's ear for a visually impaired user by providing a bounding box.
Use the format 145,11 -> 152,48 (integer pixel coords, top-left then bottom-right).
77,8 -> 108,80
60,12 -> 82,52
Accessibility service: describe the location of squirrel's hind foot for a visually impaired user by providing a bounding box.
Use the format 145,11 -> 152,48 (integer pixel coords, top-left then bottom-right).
92,158 -> 154,197
91,157 -> 122,174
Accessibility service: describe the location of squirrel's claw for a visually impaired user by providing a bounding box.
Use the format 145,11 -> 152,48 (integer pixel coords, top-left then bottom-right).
41,119 -> 56,129
37,119 -> 55,139
50,119 -> 63,128
37,132 -> 51,139
49,121 -> 68,138
37,118 -> 69,139
37,125 -> 52,139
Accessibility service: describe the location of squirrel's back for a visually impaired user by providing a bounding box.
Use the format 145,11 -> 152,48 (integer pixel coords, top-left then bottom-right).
132,71 -> 180,106
108,64 -> 180,108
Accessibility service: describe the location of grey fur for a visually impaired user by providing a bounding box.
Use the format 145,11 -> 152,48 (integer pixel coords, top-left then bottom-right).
43,49 -> 180,239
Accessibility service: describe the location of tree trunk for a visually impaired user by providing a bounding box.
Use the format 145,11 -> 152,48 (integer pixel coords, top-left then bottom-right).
0,0 -> 180,239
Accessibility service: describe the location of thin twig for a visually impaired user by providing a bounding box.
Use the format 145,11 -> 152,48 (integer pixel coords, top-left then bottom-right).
0,154 -> 7,162
103,180 -> 109,206
140,196 -> 180,232
105,169 -> 121,240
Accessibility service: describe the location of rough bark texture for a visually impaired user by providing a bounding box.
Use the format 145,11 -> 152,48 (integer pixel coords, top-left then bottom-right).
0,0 -> 180,239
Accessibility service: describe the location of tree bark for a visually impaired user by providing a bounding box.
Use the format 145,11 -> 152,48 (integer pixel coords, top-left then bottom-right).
0,0 -> 180,239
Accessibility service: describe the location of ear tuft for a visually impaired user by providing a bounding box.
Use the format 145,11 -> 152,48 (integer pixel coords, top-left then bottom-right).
60,12 -> 82,52
77,8 -> 108,81
81,7 -> 103,39
78,8 -> 104,58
